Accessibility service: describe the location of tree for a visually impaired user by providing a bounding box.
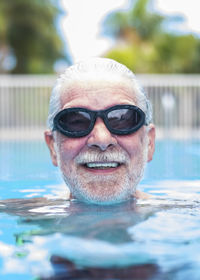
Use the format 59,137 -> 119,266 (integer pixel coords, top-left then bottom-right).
0,0 -> 71,73
103,0 -> 163,42
102,0 -> 200,73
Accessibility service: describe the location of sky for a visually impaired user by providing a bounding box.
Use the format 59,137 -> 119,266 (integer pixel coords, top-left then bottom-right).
59,0 -> 200,65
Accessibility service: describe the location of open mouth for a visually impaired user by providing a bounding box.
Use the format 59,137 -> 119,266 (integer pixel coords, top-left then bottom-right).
84,162 -> 121,170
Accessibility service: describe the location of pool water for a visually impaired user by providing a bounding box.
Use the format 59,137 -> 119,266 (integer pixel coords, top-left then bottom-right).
0,140 -> 200,280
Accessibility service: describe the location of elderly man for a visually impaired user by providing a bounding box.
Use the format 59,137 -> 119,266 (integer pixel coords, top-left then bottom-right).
45,58 -> 155,205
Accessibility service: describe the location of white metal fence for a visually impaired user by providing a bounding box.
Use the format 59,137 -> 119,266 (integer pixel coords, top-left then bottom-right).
138,74 -> 200,139
0,75 -> 55,140
0,74 -> 200,140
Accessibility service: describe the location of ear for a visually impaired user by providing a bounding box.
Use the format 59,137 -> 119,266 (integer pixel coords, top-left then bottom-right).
44,130 -> 58,166
147,124 -> 156,162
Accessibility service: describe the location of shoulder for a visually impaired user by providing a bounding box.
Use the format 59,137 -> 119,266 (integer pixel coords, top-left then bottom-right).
134,190 -> 152,199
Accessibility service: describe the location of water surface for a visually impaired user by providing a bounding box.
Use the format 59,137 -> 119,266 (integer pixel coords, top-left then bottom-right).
0,140 -> 200,279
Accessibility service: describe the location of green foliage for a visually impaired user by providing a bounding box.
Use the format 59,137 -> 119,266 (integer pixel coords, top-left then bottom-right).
103,0 -> 200,73
128,0 -> 163,40
0,0 -> 70,73
106,44 -> 156,73
153,34 -> 200,73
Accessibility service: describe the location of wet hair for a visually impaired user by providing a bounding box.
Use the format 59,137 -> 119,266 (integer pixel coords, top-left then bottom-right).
47,57 -> 152,130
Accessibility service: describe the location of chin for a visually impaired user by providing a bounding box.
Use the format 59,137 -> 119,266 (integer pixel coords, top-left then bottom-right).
75,193 -> 132,205
62,172 -> 138,205
71,183 -> 135,205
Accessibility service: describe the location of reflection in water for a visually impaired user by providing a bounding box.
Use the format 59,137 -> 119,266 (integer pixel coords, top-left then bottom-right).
1,141 -> 200,279
1,185 -> 200,279
44,256 -> 160,280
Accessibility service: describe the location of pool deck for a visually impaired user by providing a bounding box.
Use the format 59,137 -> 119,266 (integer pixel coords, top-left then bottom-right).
0,127 -> 199,141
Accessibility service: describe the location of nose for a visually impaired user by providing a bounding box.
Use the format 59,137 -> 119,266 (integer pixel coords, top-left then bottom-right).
87,117 -> 117,151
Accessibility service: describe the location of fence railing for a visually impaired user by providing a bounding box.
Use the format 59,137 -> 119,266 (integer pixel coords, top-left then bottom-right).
138,74 -> 200,139
0,74 -> 200,140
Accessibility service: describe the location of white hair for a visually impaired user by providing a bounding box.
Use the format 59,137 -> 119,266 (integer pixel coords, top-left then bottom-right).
47,57 -> 152,130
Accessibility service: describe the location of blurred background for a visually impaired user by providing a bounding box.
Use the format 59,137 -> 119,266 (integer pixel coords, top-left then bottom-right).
0,0 -> 199,188
0,0 -> 200,140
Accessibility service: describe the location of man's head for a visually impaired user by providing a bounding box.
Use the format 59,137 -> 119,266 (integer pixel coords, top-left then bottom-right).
45,58 -> 155,205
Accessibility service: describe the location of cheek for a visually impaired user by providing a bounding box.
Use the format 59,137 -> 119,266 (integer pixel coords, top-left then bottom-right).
117,136 -> 137,151
117,131 -> 147,159
58,137 -> 87,164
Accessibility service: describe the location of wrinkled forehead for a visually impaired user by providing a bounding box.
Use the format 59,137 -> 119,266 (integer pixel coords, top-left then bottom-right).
59,76 -> 138,106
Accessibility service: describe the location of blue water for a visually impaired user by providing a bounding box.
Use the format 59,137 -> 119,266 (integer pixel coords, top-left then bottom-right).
1,139 -> 199,197
0,140 -> 200,279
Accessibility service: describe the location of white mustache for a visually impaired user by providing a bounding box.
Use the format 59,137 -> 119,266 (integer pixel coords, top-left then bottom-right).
75,150 -> 129,164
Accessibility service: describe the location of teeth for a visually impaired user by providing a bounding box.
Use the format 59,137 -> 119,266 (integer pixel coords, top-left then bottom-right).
86,162 -> 119,169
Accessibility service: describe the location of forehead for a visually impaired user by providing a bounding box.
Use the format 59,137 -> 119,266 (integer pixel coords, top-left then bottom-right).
60,79 -> 138,110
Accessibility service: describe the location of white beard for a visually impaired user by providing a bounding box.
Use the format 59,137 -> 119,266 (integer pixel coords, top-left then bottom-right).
60,144 -> 148,205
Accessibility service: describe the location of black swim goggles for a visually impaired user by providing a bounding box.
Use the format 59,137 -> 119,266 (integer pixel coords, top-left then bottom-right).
53,104 -> 147,138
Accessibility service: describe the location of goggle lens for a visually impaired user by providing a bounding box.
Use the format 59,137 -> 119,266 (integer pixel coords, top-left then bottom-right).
53,105 -> 146,137
107,108 -> 140,131
59,111 -> 91,132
